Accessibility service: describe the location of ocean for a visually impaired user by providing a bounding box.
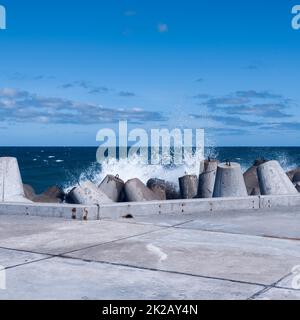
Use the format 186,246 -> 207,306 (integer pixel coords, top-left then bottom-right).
0,147 -> 299,194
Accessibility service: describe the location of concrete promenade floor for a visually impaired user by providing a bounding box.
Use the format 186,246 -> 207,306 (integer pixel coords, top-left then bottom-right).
0,208 -> 300,300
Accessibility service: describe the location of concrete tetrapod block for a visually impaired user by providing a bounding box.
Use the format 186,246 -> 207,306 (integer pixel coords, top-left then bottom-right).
292,171 -> 300,183
257,160 -> 298,196
165,181 -> 181,200
292,172 -> 300,193
243,159 -> 268,196
294,182 -> 300,193
23,184 -> 65,203
147,178 -> 167,200
197,159 -> 219,198
179,175 -> 198,199
213,162 -> 248,198
0,157 -> 31,203
286,167 -> 300,181
98,175 -> 125,202
68,181 -> 113,205
124,178 -> 160,202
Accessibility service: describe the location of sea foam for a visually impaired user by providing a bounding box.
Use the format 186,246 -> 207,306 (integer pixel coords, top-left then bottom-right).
64,149 -> 204,192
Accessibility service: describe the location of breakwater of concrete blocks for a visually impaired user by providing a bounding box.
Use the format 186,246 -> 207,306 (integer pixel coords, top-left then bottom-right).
1,156 -> 300,220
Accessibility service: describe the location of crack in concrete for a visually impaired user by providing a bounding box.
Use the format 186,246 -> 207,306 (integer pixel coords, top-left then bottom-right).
174,225 -> 300,242
248,272 -> 293,300
3,255 -> 55,271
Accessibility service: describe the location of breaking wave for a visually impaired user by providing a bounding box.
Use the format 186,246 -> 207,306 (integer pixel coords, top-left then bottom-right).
64,149 -> 205,192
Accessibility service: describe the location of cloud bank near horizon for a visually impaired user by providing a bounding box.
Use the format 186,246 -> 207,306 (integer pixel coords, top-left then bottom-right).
0,88 -> 165,125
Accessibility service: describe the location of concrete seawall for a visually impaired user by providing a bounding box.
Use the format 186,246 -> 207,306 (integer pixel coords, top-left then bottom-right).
1,194 -> 300,220
0,202 -> 99,220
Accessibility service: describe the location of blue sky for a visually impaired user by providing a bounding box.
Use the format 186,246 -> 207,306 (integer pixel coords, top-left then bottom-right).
0,0 -> 300,146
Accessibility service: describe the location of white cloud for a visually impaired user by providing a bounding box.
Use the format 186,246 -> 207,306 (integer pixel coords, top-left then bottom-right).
0,88 -> 166,125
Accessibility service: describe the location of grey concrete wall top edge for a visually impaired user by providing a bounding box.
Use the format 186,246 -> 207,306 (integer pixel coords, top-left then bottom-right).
260,194 -> 300,199
99,196 -> 259,208
1,193 -> 300,212
0,202 -> 98,210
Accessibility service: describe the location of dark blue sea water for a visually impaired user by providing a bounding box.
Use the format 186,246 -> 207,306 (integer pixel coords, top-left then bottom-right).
1,147 -> 300,193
